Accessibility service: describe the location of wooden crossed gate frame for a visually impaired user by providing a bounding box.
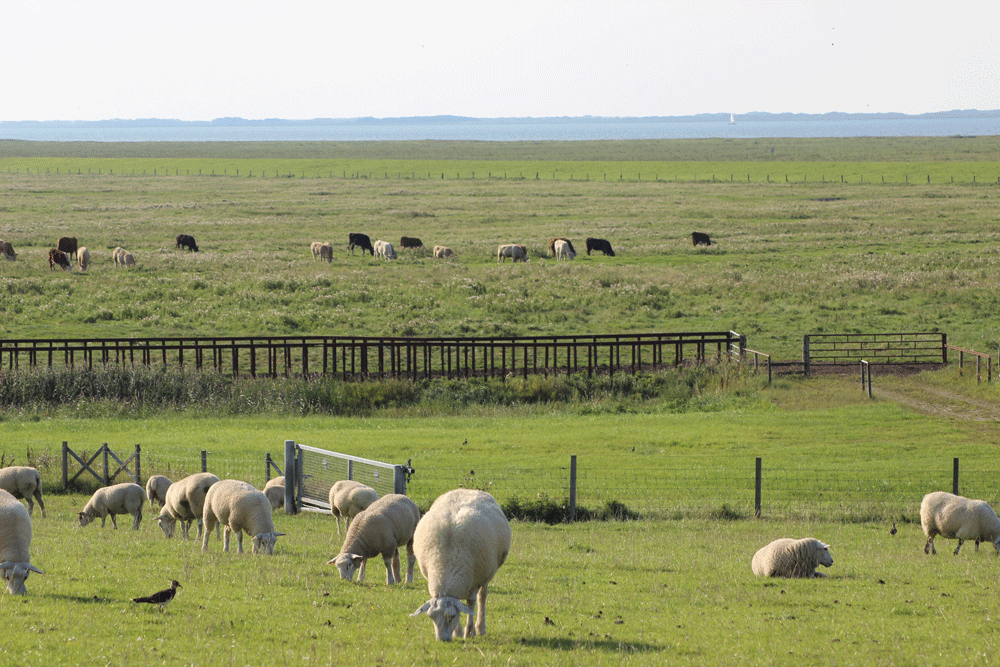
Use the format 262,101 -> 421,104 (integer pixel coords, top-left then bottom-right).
62,442 -> 140,487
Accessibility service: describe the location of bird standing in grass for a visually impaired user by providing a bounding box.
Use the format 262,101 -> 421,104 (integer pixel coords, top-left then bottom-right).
132,580 -> 182,610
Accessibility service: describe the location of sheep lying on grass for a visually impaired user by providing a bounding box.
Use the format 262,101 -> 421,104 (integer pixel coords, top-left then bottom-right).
1,489 -> 43,595
78,483 -> 145,530
0,466 -> 46,517
751,537 -> 833,578
156,472 -> 219,539
202,479 -> 285,555
329,494 -> 421,585
920,491 -> 1000,555
145,475 -> 172,509
410,488 -> 511,641
329,480 -> 378,535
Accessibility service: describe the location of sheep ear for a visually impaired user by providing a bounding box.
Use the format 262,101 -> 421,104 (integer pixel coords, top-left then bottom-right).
455,601 -> 474,616
351,554 -> 364,565
273,532 -> 286,538
410,601 -> 431,617
27,565 -> 43,575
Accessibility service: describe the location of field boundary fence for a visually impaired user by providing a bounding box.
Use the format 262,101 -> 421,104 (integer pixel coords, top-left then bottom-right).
0,331 -> 744,381
61,441 -> 141,488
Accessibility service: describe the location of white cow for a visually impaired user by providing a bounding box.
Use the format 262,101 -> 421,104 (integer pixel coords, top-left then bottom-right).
374,240 -> 397,260
554,239 -> 575,261
497,244 -> 526,263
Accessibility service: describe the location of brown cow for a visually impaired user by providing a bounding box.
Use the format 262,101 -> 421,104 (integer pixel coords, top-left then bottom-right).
57,236 -> 78,260
548,237 -> 576,257
0,239 -> 16,260
48,248 -> 71,271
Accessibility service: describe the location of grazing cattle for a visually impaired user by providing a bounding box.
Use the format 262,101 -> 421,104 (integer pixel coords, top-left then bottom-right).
0,240 -> 16,260
691,232 -> 712,247
554,239 -> 575,260
585,237 -> 615,257
374,240 -> 397,260
48,248 -> 71,271
113,247 -> 127,267
78,247 -> 90,271
176,234 -> 199,252
497,244 -> 527,263
122,252 -> 136,267
433,245 -> 456,259
319,242 -> 334,263
400,236 -> 423,249
548,237 -> 576,257
348,233 -> 375,256
57,236 -> 78,260
310,241 -> 326,260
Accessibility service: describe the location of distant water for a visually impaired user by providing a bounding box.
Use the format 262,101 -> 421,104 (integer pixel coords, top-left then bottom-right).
2,117 -> 999,142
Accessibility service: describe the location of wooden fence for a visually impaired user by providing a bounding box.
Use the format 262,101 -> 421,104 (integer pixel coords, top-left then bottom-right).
803,332 -> 947,375
1,331 -> 745,380
62,441 -> 140,488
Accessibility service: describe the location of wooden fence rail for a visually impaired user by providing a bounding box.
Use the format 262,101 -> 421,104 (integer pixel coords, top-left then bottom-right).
1,331 -> 745,380
803,332 -> 947,375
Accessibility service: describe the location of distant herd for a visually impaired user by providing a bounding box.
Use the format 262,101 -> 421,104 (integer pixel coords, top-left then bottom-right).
1,231 -> 715,271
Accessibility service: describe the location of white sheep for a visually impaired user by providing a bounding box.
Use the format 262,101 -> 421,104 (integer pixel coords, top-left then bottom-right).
202,479 -> 285,554
751,537 -> 833,578
329,480 -> 378,535
410,488 -> 511,641
156,472 -> 219,539
328,494 -> 421,585
920,490 -> 1000,555
0,465 -> 46,517
0,489 -> 43,595
145,475 -> 172,509
78,482 -> 145,530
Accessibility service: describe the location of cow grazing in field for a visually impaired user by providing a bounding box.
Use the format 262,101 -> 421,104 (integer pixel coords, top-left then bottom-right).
57,236 -> 78,260
433,245 -> 456,259
548,237 -> 576,257
48,248 -> 71,271
319,242 -> 334,263
585,237 -> 615,257
348,233 -> 375,256
113,247 -> 127,267
400,236 -> 423,249
78,247 -> 90,271
554,239 -> 575,260
691,232 -> 712,247
176,234 -> 199,252
310,241 -> 325,260
0,240 -> 16,260
374,240 -> 397,260
122,252 -> 136,267
497,244 -> 527,263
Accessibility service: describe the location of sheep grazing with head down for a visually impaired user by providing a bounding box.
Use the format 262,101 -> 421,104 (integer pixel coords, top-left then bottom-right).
0,466 -> 46,517
145,475 -> 172,510
78,482 -> 145,530
751,537 -> 833,578
202,479 -> 284,555
410,489 -> 511,641
0,489 -> 43,595
920,491 -> 1000,555
329,480 -> 378,535
156,472 -> 219,539
329,494 -> 421,585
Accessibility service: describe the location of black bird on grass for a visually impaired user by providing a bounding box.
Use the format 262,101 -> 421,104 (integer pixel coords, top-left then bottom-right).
132,580 -> 182,610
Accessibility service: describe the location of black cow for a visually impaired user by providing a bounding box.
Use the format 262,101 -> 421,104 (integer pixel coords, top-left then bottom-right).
176,234 -> 199,252
48,248 -> 71,271
585,237 -> 615,257
691,232 -> 712,247
400,236 -> 423,249
57,236 -> 78,259
348,233 -> 375,256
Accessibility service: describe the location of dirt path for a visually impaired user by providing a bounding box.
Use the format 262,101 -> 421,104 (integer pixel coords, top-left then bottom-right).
873,379 -> 1000,422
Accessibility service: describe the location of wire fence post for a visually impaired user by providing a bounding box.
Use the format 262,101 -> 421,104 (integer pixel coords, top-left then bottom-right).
953,457 -> 960,495
861,360 -> 872,397
755,457 -> 762,518
284,439 -> 298,515
201,450 -> 207,473
569,455 -> 577,521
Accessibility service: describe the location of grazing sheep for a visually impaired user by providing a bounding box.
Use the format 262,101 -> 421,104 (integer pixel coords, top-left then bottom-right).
77,246 -> 90,270
0,489 -> 43,595
176,234 -> 199,252
156,472 -> 219,539
48,248 -> 71,271
0,239 -> 17,260
263,476 -> 285,512
328,494 -> 421,584
751,537 -> 833,578
497,244 -> 526,263
329,480 -> 378,535
145,475 -> 172,509
374,240 -> 397,260
57,236 -> 78,259
920,491 -> 1000,555
0,466 -> 46,517
433,245 -> 456,259
202,479 -> 284,554
554,239 -> 575,260
410,489 -> 511,641
78,482 -> 145,530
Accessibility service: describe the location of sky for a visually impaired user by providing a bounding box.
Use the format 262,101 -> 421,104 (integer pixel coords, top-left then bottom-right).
3,0 -> 997,121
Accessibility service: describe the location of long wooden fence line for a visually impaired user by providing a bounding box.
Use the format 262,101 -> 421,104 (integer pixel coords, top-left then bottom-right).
0,331 -> 745,380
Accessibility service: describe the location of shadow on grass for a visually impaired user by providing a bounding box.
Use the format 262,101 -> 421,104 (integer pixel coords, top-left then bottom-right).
45,593 -> 118,604
516,635 -> 666,653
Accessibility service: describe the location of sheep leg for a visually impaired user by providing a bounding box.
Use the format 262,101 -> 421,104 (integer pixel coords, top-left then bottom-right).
109,514 -> 117,529
954,539 -> 964,556
405,544 -> 415,584
382,554 -> 396,585
475,584 -> 488,637
924,536 -> 937,555
132,510 -> 141,530
358,559 -> 367,583
975,540 -> 981,552
390,549 -> 402,585
235,530 -> 244,554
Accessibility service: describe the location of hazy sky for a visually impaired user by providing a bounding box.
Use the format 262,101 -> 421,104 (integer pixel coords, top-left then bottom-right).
3,0 -> 997,121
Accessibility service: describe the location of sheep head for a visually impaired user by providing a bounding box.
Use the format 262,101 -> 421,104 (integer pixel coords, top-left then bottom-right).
1,561 -> 43,595
328,553 -> 364,581
77,511 -> 95,528
156,512 -> 177,538
251,532 -> 285,555
816,542 -> 834,568
411,596 -> 474,641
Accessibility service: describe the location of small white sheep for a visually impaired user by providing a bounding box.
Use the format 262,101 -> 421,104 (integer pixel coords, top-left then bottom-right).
0,466 -> 46,517
156,472 -> 220,539
328,494 -> 421,585
262,476 -> 285,511
202,479 -> 285,555
920,491 -> 1000,555
78,482 -> 145,530
145,475 -> 172,509
1,489 -> 43,595
751,537 -> 833,578
329,480 -> 378,535
410,488 -> 511,641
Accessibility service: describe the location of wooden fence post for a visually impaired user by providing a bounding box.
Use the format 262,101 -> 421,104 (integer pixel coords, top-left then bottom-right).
201,450 -> 207,473
953,457 -> 959,495
569,455 -> 577,521
755,457 -> 762,518
135,444 -> 141,485
102,443 -> 109,485
62,441 -> 68,489
802,336 -> 811,377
